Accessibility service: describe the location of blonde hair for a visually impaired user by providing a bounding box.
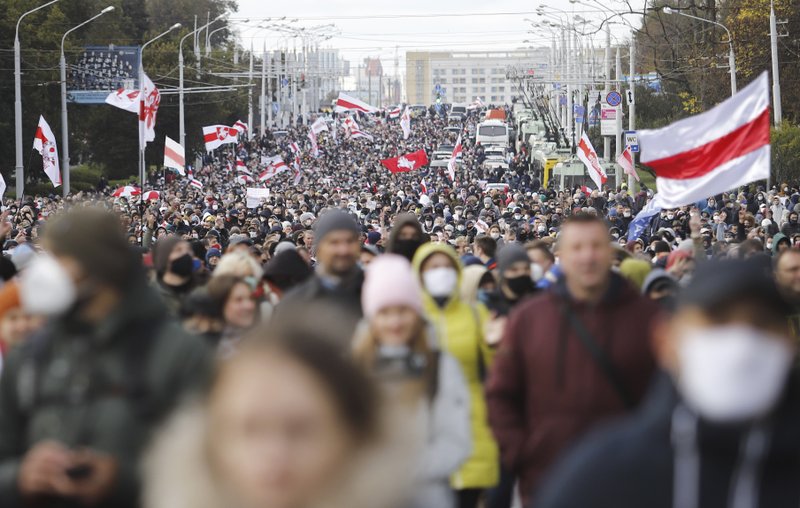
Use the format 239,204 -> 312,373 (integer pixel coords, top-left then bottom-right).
213,251 -> 262,279
352,317 -> 438,405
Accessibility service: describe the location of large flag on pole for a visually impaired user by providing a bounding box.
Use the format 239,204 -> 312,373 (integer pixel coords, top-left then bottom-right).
138,74 -> 160,149
576,132 -> 607,190
617,145 -> 639,182
163,136 -> 185,175
447,134 -> 462,181
33,116 -> 61,187
334,92 -> 379,114
381,149 -> 429,174
400,106 -> 411,140
203,125 -> 240,152
638,72 -> 770,209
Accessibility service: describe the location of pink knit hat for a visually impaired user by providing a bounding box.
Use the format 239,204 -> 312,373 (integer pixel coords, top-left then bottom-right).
361,254 -> 424,319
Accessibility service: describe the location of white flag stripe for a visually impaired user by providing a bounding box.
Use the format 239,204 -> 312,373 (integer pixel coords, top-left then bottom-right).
639,73 -> 769,163
654,145 -> 769,209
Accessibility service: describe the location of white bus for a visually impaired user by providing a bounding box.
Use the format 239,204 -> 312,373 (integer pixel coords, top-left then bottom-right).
475,119 -> 509,146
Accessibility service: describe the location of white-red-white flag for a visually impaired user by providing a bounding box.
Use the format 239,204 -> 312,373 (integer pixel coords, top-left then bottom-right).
351,129 -> 374,142
233,120 -> 249,133
576,132 -> 607,190
638,72 -> 770,209
334,92 -> 379,114
447,134 -> 462,181
105,88 -> 140,113
388,106 -> 401,119
617,145 -> 639,182
33,116 -> 61,187
400,106 -> 411,140
310,117 -> 328,135
236,174 -> 255,185
138,74 -> 160,149
188,178 -> 204,190
235,158 -> 252,176
259,156 -> 289,181
163,136 -> 185,175
143,190 -> 160,201
420,178 -> 428,195
203,125 -> 240,152
342,116 -> 360,135
308,130 -> 319,157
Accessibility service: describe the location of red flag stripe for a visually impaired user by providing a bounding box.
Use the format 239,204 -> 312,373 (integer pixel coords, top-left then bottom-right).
336,98 -> 372,113
646,108 -> 770,180
164,146 -> 185,165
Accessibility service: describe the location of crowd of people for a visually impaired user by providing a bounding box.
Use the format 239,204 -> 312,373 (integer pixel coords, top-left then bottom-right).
0,103 -> 799,508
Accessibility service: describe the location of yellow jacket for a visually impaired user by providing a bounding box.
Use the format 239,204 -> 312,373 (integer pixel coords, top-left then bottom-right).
412,243 -> 499,490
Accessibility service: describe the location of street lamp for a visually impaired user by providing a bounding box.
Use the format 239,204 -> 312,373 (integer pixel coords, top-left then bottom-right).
662,6 -> 737,95
15,0 -> 60,199
60,6 -> 115,197
139,23 -> 181,190
180,15 -> 224,149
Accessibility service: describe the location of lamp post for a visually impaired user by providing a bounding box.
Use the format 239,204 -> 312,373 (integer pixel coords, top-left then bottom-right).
663,6 -> 737,95
179,15 -> 224,150
139,23 -> 181,190
60,6 -> 115,197
15,0 -> 60,199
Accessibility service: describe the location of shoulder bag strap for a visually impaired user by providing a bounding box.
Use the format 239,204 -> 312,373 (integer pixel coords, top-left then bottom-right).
558,302 -> 636,409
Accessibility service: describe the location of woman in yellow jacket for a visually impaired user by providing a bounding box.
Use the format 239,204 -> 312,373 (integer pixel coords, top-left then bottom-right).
412,243 -> 499,508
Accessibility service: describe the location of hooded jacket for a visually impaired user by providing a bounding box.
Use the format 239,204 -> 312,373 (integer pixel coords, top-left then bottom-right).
411,243 -> 499,490
0,282 -> 212,508
535,371 -> 800,508
485,273 -> 660,503
387,213 -> 427,255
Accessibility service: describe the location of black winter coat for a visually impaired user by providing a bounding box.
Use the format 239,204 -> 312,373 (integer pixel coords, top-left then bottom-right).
534,371 -> 800,508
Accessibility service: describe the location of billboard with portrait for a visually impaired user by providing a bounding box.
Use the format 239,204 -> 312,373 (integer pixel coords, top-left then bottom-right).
67,45 -> 141,104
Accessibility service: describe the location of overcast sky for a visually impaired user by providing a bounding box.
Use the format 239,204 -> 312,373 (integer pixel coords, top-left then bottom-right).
234,0 -> 646,74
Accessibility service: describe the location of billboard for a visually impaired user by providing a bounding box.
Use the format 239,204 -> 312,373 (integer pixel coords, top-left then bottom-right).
67,45 -> 141,104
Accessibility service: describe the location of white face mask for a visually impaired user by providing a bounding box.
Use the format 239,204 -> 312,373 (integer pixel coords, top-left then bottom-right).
490,233 -> 500,240
19,254 -> 77,316
678,325 -> 792,422
423,267 -> 458,298
530,263 -> 544,282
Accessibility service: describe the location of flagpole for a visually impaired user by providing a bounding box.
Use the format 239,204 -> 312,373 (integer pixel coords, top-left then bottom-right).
140,23 -> 181,191
15,0 -> 60,200
60,6 -> 115,197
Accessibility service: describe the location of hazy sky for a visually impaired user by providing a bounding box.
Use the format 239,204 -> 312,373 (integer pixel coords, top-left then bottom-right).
234,0 -> 646,73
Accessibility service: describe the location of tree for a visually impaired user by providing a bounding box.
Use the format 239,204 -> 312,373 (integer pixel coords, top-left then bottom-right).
0,0 -> 244,192
771,125 -> 800,185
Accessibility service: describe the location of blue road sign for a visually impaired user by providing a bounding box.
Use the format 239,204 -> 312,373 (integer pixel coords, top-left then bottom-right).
606,91 -> 622,107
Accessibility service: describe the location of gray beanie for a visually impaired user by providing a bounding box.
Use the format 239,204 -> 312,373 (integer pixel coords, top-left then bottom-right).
313,210 -> 360,245
497,243 -> 530,276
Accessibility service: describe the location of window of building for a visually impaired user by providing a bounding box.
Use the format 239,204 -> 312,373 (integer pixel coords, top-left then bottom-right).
479,78 -> 485,84
471,78 -> 478,84
498,86 -> 505,92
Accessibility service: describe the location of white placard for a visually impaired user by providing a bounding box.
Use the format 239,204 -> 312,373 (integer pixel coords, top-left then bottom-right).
246,188 -> 270,209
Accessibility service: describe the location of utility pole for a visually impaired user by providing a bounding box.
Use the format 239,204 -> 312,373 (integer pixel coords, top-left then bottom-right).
615,47 -> 622,189
628,36 -> 636,192
247,44 -> 254,140
261,41 -> 266,138
267,51 -> 273,127
603,25 -> 611,162
770,0 -> 782,126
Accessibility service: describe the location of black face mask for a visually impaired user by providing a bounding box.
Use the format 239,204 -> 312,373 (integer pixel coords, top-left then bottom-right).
392,238 -> 423,261
170,253 -> 194,278
505,275 -> 536,299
